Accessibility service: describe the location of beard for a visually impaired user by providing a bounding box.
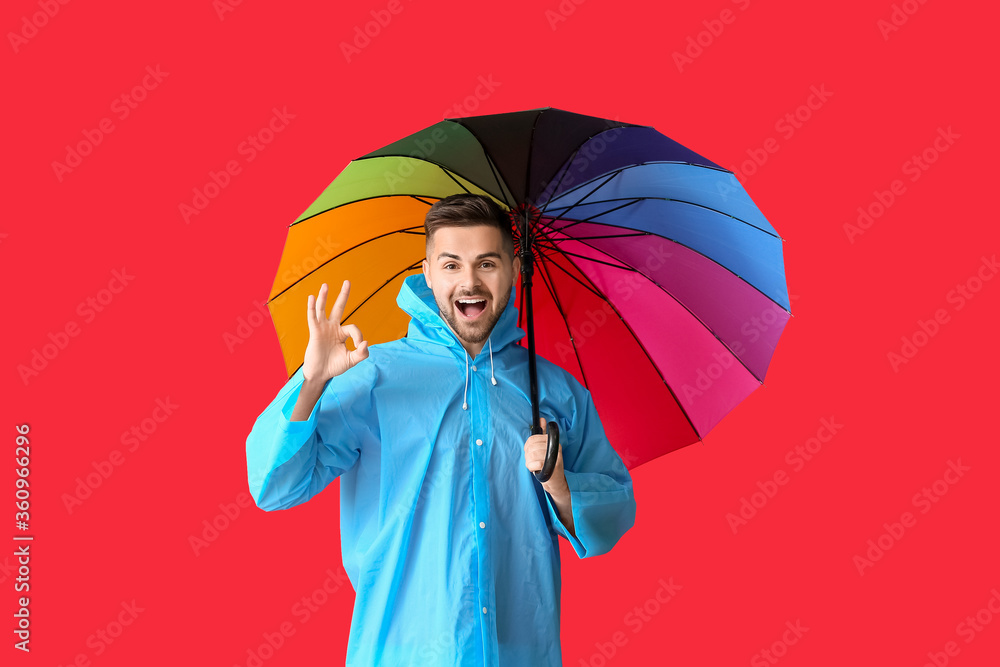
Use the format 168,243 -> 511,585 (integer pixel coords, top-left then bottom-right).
436,285 -> 512,347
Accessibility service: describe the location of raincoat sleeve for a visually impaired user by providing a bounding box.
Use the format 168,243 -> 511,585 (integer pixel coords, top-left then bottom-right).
543,389 -> 636,559
246,366 -> 371,511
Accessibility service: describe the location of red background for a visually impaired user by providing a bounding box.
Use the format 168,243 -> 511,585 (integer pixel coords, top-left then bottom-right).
5,0 -> 998,665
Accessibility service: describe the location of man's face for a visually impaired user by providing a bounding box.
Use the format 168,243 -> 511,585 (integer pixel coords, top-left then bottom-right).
422,224 -> 520,354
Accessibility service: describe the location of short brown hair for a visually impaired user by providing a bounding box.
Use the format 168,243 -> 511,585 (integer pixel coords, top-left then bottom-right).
424,194 -> 514,257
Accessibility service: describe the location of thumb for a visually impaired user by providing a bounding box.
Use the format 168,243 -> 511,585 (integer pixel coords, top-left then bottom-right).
539,416 -> 547,431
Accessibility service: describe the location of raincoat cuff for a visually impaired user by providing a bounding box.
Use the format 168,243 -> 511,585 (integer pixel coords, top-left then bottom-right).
276,374 -> 326,435
544,469 -> 636,559
544,474 -> 587,557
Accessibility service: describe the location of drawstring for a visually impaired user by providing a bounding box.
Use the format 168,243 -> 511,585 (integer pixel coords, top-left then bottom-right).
462,337 -> 498,411
462,354 -> 469,410
489,339 -> 497,386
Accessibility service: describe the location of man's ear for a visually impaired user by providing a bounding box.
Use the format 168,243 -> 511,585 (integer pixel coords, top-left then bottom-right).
422,257 -> 432,288
511,253 -> 521,288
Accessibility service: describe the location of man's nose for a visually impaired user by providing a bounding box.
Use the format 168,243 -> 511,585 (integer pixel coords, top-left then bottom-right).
459,266 -> 481,288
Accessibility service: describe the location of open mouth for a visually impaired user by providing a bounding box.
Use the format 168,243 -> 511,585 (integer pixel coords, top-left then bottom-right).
455,297 -> 488,320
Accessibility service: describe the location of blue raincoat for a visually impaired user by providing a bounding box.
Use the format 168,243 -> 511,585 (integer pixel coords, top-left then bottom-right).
246,274 -> 636,666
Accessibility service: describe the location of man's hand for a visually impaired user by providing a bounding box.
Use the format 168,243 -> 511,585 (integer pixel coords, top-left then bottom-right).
303,281 -> 369,383
524,417 -> 574,536
290,281 -> 368,422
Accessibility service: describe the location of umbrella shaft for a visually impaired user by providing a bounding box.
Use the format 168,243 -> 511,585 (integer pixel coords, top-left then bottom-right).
520,241 -> 543,437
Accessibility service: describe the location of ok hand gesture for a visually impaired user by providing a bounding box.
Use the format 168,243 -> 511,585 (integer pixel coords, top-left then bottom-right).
303,281 -> 369,384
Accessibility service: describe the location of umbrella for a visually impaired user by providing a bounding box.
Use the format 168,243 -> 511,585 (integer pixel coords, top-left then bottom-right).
266,107 -> 790,477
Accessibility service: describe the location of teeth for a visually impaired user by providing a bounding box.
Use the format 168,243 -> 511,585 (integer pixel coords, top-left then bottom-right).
457,298 -> 485,303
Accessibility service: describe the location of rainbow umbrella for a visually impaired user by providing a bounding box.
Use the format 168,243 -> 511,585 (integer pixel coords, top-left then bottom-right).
267,107 -> 790,472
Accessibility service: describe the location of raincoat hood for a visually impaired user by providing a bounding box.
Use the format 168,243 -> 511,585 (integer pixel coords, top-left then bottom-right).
396,273 -> 525,359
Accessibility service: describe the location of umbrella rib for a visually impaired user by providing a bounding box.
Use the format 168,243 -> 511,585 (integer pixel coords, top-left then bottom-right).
536,145 -> 583,219
523,109 -> 545,213
540,160 -> 742,210
537,246 -> 636,272
341,259 -> 424,323
542,198 -> 643,229
533,252 -> 590,389
291,193 -> 435,227
482,154 -> 513,209
442,119 -> 518,208
538,170 -> 625,229
531,250 -> 608,302
535,120 -> 644,217
354,142 -> 515,207
434,160 -> 514,211
549,232 -> 769,383
270,226 -> 424,302
541,161 -> 732,210
545,218 -> 790,313
438,165 -> 474,194
290,161 -> 498,226
539,246 -> 705,440
547,196 -> 781,240
546,231 -> 652,241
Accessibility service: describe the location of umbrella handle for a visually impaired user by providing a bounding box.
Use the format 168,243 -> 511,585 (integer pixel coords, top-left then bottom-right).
533,421 -> 559,484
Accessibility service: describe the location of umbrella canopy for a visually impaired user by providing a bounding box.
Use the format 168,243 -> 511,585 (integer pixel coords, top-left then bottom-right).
267,107 -> 790,469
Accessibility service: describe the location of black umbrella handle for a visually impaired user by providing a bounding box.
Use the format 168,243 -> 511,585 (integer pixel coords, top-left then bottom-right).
532,420 -> 559,483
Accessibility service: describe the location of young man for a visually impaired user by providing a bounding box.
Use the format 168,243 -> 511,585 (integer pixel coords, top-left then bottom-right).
246,194 -> 636,665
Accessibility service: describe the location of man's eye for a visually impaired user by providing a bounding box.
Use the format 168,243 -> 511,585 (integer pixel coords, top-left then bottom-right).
444,263 -> 457,270
481,262 -> 495,269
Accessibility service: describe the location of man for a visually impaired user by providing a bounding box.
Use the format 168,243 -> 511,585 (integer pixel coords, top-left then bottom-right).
246,194 -> 636,665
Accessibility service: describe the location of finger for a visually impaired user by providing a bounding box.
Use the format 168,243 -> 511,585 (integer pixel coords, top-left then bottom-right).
539,416 -> 547,431
349,340 -> 369,366
524,449 -> 543,470
342,323 -> 366,350
526,450 -> 548,471
523,436 -> 546,458
329,280 -> 351,323
306,293 -> 316,329
315,283 -> 329,321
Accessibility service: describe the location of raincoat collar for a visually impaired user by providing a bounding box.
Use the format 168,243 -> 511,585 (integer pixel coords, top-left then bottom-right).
397,274 -> 525,361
